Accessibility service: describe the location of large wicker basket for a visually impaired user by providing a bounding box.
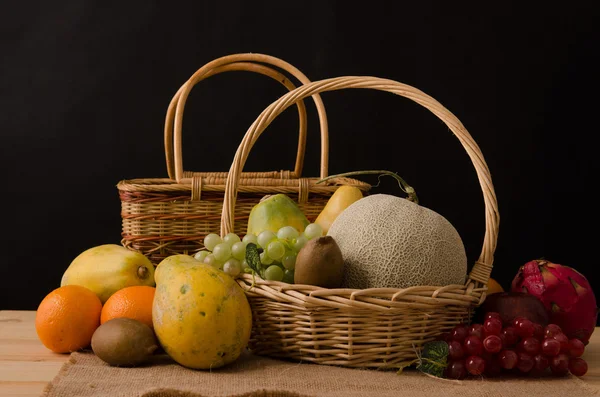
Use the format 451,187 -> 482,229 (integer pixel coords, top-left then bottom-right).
117,53 -> 370,264
217,76 -> 500,369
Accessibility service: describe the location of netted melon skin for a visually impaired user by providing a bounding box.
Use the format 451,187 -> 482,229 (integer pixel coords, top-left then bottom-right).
327,194 -> 467,289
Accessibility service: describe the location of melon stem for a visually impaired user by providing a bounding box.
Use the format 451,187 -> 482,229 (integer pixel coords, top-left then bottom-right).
315,170 -> 418,204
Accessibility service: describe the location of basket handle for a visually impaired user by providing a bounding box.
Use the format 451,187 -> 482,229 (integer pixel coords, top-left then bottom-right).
165,53 -> 330,182
221,76 -> 500,287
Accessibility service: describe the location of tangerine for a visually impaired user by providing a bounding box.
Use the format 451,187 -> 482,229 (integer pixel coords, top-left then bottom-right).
35,285 -> 102,353
101,285 -> 155,329
487,277 -> 505,295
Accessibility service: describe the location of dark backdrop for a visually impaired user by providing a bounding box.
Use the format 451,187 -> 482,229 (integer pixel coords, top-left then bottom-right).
1,2 -> 598,323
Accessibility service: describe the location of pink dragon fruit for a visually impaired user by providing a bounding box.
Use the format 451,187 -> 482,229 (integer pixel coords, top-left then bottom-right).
511,259 -> 598,344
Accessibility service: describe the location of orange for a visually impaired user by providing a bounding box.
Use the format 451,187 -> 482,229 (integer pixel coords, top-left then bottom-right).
35,285 -> 102,353
486,277 -> 505,295
100,285 -> 155,329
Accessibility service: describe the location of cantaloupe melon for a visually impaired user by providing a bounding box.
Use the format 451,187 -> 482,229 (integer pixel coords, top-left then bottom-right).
327,194 -> 467,289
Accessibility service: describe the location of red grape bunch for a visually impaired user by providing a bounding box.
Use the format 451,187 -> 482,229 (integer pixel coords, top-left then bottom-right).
442,312 -> 588,379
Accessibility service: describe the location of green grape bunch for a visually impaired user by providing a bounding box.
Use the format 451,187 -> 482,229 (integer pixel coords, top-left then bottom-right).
192,223 -> 324,282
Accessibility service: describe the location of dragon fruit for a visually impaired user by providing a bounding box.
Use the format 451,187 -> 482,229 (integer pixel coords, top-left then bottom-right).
511,259 -> 598,344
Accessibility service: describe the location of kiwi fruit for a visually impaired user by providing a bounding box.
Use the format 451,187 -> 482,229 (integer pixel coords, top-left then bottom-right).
91,318 -> 159,367
294,236 -> 344,288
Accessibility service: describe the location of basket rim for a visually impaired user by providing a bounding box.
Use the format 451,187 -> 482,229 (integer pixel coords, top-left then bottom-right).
236,274 -> 484,312
117,175 -> 372,193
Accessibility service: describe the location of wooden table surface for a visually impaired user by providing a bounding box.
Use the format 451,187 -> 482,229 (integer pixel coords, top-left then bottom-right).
1,310 -> 599,396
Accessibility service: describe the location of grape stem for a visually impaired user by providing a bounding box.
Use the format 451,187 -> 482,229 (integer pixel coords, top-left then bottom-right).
315,170 -> 418,204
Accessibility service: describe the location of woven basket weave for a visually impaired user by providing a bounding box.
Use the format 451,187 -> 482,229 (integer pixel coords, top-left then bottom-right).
218,76 -> 500,369
117,54 -> 370,264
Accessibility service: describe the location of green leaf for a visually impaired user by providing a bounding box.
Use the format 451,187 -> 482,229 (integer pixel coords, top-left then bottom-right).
416,341 -> 449,378
245,243 -> 264,278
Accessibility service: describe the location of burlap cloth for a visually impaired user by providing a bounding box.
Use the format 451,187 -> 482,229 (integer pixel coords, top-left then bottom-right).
42,350 -> 599,397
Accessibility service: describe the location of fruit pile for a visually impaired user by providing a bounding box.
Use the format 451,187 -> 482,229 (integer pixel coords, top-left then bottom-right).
36,283 -> 157,365
36,245 -> 253,370
34,176 -> 597,376
194,223 -> 324,283
440,311 -> 589,379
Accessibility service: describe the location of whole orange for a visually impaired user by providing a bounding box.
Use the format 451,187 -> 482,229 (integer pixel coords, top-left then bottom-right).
101,286 -> 155,329
35,285 -> 102,353
486,277 -> 505,295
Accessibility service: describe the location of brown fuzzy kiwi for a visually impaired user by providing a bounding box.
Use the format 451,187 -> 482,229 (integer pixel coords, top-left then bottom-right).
91,318 -> 158,367
294,236 -> 344,288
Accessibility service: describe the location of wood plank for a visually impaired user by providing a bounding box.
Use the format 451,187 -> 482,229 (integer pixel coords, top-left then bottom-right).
0,381 -> 49,397
582,329 -> 600,388
0,339 -> 71,362
0,311 -> 38,339
0,361 -> 66,382
0,311 -> 69,397
0,311 -> 37,324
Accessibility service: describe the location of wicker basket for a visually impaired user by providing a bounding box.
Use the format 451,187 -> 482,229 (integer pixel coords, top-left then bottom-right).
117,53 -> 371,264
217,76 -> 500,369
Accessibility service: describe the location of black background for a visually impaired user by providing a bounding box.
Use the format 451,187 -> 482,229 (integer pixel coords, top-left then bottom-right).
1,1 -> 598,323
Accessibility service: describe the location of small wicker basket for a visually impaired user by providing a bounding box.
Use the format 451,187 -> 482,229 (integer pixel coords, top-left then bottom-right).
117,53 -> 370,264
217,76 -> 500,369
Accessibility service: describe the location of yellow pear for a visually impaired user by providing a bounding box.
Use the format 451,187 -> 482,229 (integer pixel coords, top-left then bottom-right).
316,186 -> 363,234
